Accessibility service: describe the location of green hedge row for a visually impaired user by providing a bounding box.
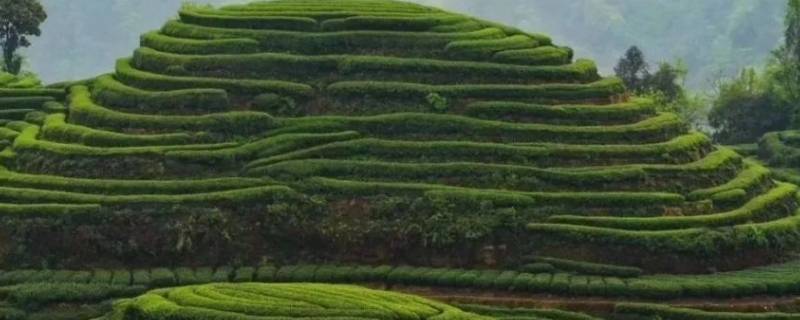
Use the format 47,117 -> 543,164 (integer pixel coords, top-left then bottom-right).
615,303 -> 800,319
524,256 -> 643,278
7,259 -> 800,299
248,146 -> 739,194
0,88 -> 65,100
0,167 -> 267,195
457,304 -> 602,320
272,111 -> 686,145
248,132 -> 708,170
302,177 -> 685,210
0,178 -> 298,206
115,58 -> 313,99
41,113 -> 204,147
248,151 -> 731,193
224,0 -> 439,10
140,31 -> 260,55
206,9 -> 445,21
166,131 -> 361,165
0,109 -> 37,122
0,203 -> 100,219
0,97 -> 54,109
321,14 -> 472,32
133,46 -> 597,84
160,20 -> 507,56
527,207 -> 800,256
69,86 -> 275,135
464,99 -> 654,125
92,74 -> 230,113
179,9 -> 319,31
218,3 -> 440,15
15,125 -> 235,157
445,35 -> 539,60
327,77 -> 624,102
547,182 -> 797,230
4,283 -> 145,308
687,161 -> 770,201
493,46 -> 574,65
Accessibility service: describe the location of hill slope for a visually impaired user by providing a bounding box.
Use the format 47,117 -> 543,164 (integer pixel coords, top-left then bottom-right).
0,0 -> 796,273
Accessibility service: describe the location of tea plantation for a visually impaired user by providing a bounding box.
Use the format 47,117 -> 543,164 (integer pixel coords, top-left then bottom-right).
1,0 -> 800,319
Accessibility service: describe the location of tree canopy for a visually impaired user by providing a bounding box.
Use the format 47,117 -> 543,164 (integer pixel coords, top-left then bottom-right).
0,0 -> 47,74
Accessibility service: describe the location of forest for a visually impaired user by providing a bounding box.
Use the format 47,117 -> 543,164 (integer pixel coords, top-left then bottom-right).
2,0 -> 800,319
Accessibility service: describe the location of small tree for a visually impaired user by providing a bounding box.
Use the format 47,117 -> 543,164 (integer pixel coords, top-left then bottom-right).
0,0 -> 47,75
614,46 -> 649,92
643,61 -> 687,102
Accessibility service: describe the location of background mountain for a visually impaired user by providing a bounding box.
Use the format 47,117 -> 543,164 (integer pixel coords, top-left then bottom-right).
24,0 -> 786,90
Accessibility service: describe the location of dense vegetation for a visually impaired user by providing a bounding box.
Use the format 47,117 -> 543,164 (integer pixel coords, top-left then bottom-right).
2,0 -> 800,319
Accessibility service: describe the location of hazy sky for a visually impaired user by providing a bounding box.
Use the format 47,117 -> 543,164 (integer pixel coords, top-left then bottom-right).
24,0 -> 783,90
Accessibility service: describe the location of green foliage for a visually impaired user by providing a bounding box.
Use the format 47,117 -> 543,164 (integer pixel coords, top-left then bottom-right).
425,92 -> 448,112
709,68 -> 791,144
614,46 -> 648,92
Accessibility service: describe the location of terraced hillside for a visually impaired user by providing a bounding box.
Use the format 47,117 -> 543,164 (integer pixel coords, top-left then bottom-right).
0,0 -> 796,272
3,0 -> 800,318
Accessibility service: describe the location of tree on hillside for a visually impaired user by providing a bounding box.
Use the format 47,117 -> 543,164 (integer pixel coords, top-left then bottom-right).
768,0 -> 800,128
615,47 -> 708,131
0,0 -> 47,75
614,46 -> 649,92
644,61 -> 687,102
709,69 -> 791,144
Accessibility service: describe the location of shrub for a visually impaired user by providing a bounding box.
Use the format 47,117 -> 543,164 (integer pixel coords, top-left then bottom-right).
425,92 -> 448,112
